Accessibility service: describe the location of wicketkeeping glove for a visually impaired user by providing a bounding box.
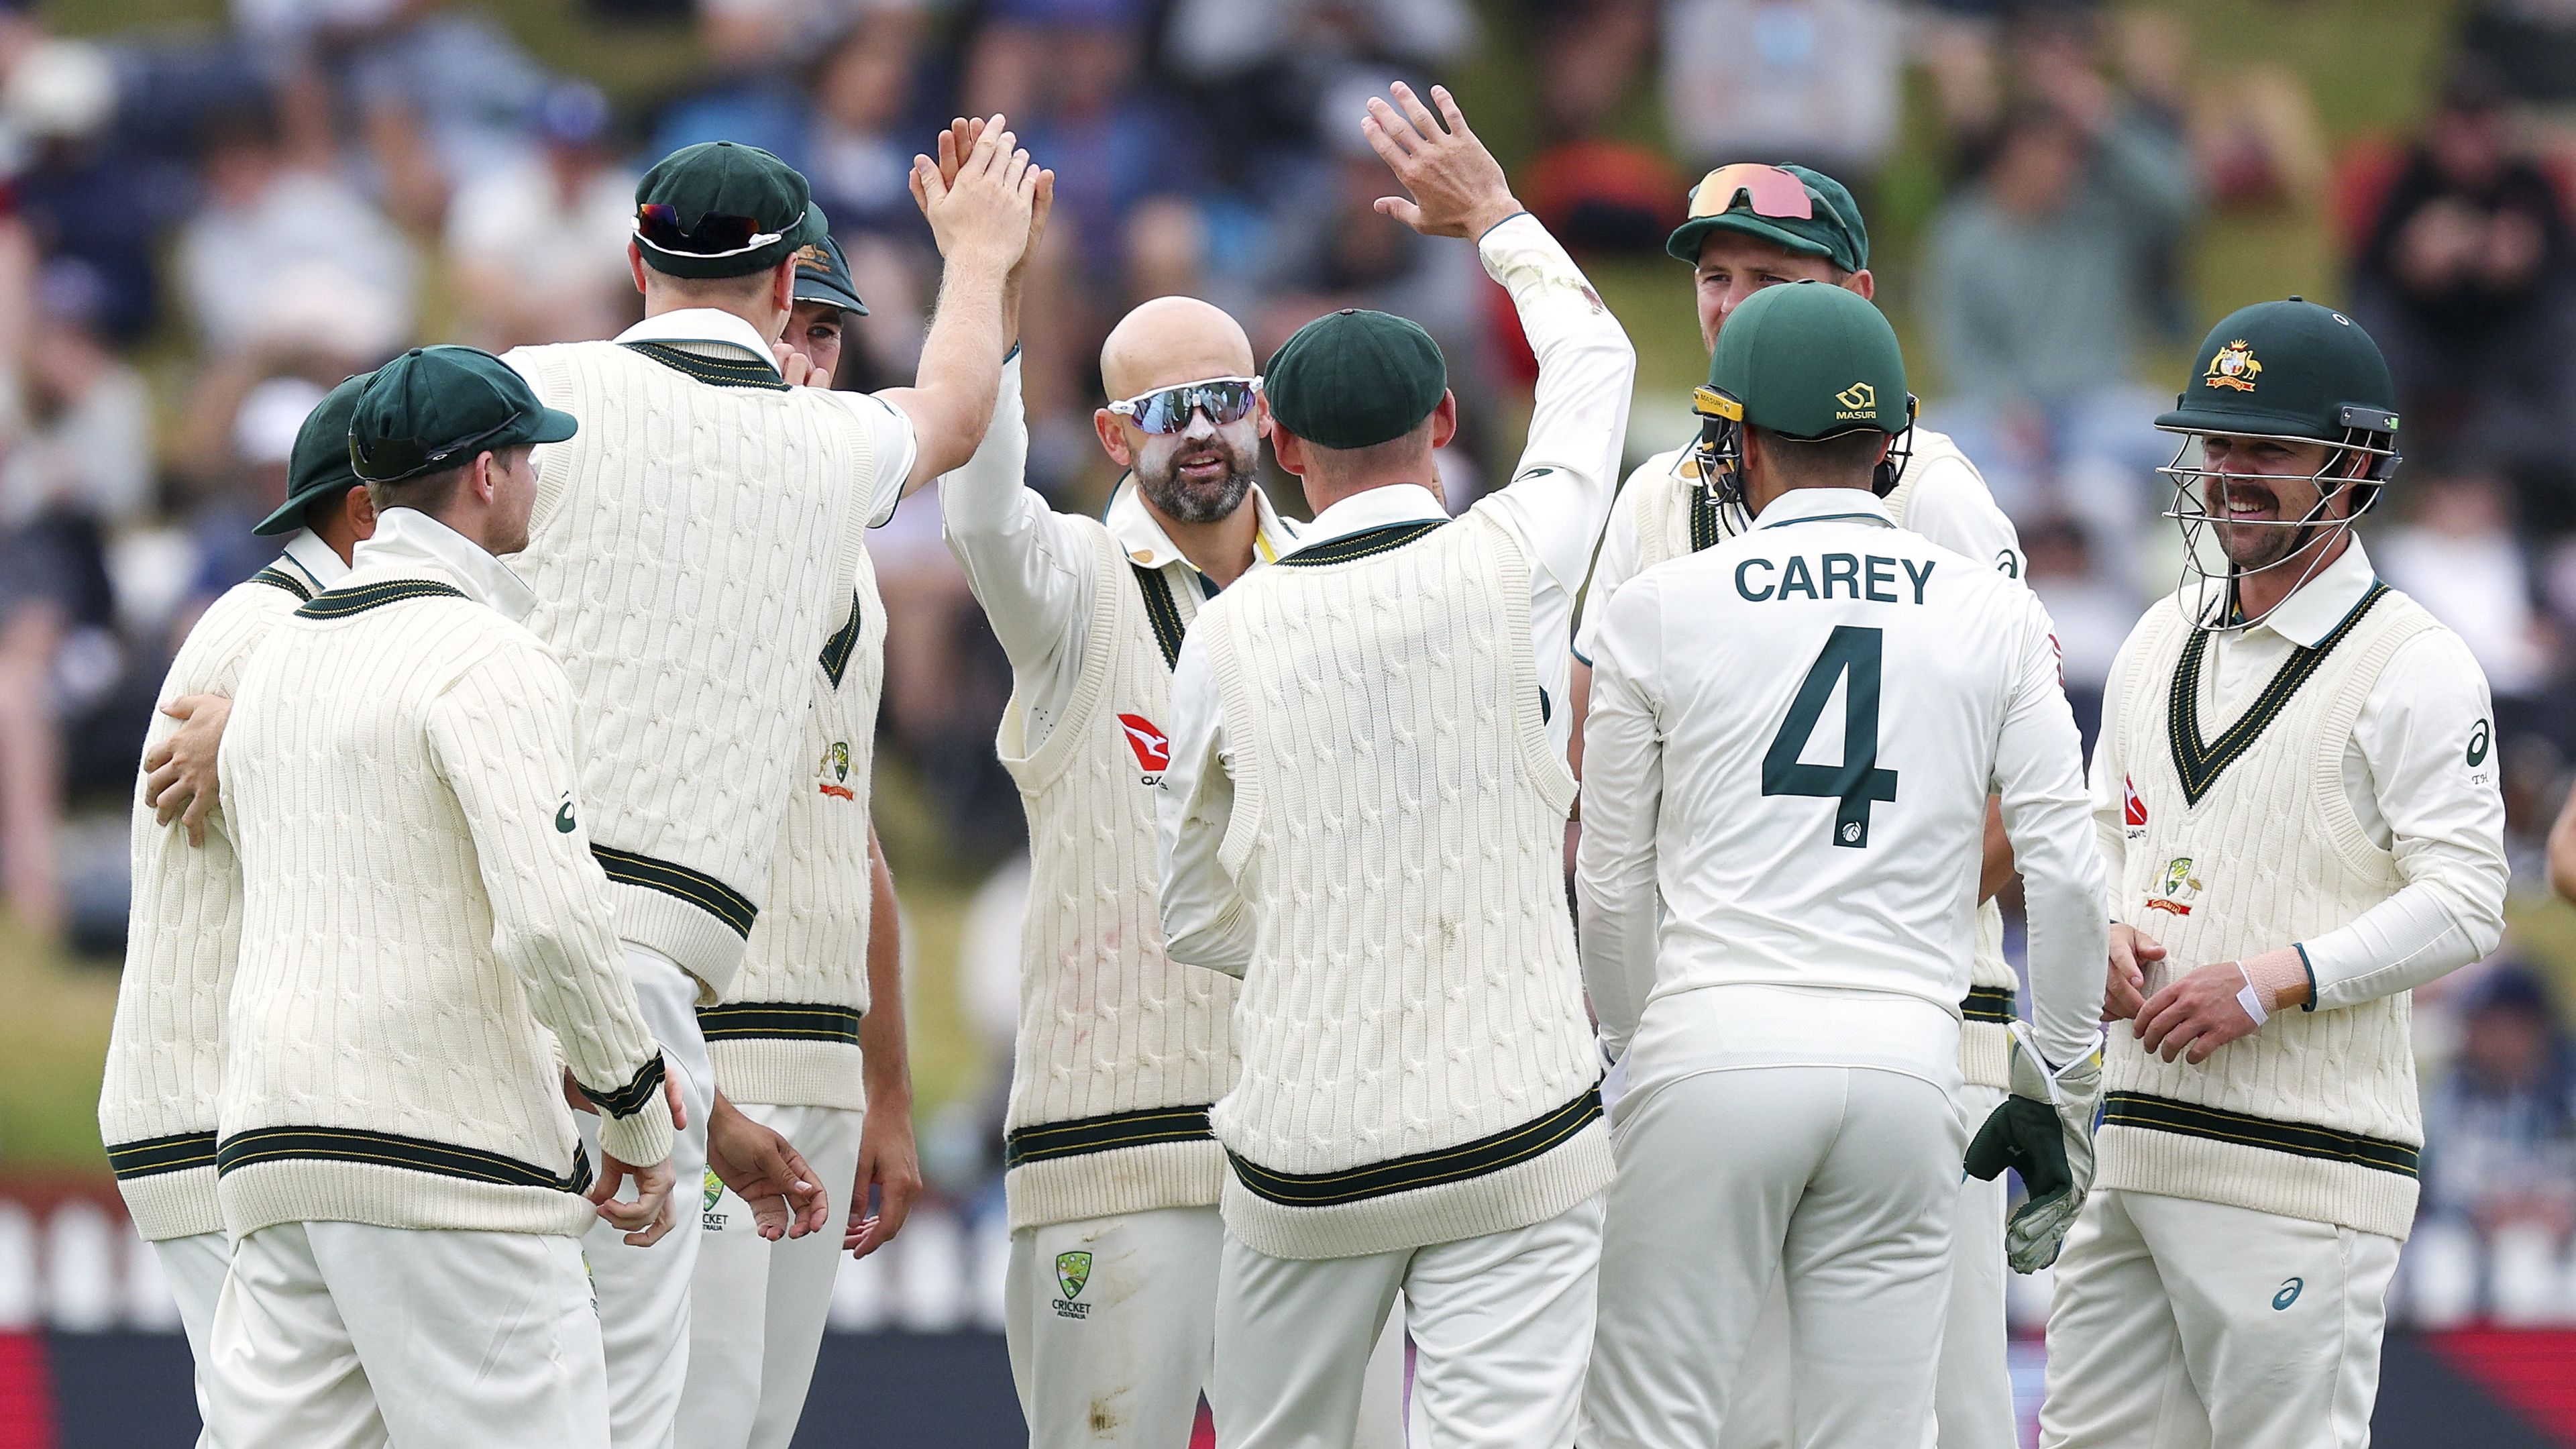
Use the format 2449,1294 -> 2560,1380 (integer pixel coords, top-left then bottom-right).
1964,1021 -> 2102,1273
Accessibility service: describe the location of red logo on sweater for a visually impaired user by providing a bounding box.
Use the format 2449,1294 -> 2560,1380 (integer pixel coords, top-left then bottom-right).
2123,774 -> 2147,836
1117,714 -> 1171,773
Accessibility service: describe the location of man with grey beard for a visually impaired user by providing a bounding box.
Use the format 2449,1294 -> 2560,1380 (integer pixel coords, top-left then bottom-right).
941,290 -> 1401,1446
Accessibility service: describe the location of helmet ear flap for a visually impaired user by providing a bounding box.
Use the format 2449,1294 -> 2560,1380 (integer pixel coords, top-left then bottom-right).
1871,394 -> 1921,498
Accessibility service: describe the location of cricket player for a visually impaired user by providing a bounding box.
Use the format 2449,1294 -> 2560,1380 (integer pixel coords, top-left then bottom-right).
2039,300 -> 2508,1448
1567,162 -> 2029,1449
206,347 -> 678,1448
929,154 -> 1406,1444
492,131 -> 1033,1446
1157,83 -> 1631,1448
676,231 -> 922,1449
1577,280 -> 2107,1448
98,372 -> 376,1431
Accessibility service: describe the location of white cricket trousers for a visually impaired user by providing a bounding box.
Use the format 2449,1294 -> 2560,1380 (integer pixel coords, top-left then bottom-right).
1214,1195 -> 1604,1449
202,1220 -> 607,1449
581,944 -> 717,1449
2038,1187 -> 2400,1449
156,1230 -> 229,1448
1711,1083 -> 2012,1449
1006,1204 -> 1409,1448
677,1102 -> 865,1449
1585,1065 -> 1962,1449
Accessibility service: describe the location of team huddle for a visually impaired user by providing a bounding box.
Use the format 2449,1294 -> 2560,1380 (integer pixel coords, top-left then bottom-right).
96,79 -> 2508,1449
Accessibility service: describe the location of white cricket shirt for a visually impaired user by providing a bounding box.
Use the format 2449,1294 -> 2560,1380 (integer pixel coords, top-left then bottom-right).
1578,486 -> 2106,1087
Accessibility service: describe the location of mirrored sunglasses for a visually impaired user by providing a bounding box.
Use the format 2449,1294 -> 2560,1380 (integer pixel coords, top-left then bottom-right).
1686,164 -> 1815,221
635,203 -> 793,258
1108,376 -> 1261,433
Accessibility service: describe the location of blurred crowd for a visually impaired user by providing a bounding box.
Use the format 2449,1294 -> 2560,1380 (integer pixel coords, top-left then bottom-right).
6,0 -> 2576,1323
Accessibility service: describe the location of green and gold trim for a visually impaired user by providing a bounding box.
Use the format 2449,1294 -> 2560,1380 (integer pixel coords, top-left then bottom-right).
1131,564 -> 1189,670
107,1130 -> 218,1181
250,566 -> 315,601
591,844 -> 758,938
697,1000 -> 863,1046
619,340 -> 790,391
2102,1091 -> 2417,1179
216,1126 -> 594,1193
1277,519 -> 1447,568
2167,582 -> 2388,805
1005,1105 -> 1214,1169
1688,484 -> 1727,552
820,590 -> 862,687
1228,1085 -> 1601,1207
575,1055 -> 668,1119
294,578 -> 468,619
1962,985 -> 2017,1025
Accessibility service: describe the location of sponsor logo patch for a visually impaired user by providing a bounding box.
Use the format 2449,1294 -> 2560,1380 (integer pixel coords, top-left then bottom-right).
2468,718 -> 2491,768
556,796 -> 577,833
2123,774 -> 2147,838
701,1168 -> 728,1230
818,740 -> 854,800
2273,1277 -> 2303,1311
1118,714 -> 1171,774
1833,380 -> 1877,419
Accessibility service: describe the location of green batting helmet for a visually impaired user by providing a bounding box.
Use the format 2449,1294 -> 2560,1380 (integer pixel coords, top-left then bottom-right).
1690,280 -> 1917,504
2155,299 -> 2400,455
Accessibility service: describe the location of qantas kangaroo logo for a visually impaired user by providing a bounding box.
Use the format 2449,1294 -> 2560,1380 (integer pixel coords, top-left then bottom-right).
1118,714 -> 1171,776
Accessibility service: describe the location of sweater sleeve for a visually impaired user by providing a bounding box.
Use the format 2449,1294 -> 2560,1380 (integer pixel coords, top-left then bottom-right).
1574,574 -> 1666,1059
1994,592 -> 2108,1067
427,643 -> 674,1169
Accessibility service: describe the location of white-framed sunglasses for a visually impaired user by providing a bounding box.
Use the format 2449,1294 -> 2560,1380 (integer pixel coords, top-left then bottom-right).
1107,376 -> 1262,433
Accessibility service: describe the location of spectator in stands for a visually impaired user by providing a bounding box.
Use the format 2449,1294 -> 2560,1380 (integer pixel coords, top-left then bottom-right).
5,38 -> 171,344
4,265 -> 152,537
445,80 -> 637,350
2352,66 -> 2576,529
174,99 -> 414,358
2377,471 -> 2558,748
1922,71 -> 2196,578
2421,965 -> 2576,1247
1658,0 -> 1903,186
804,5 -> 928,242
2020,515 -> 2129,750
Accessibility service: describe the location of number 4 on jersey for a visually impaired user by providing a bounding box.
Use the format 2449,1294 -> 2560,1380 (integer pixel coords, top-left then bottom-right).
1763,625 -> 1899,848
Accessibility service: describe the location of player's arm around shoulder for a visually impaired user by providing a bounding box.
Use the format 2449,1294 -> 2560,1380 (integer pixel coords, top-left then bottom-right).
423,633 -> 674,1171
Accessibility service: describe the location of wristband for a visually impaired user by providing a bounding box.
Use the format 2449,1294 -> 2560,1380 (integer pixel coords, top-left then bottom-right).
2235,963 -> 2270,1026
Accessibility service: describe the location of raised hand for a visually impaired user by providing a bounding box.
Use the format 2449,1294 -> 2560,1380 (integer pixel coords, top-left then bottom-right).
1361,82 -> 1522,241
908,114 -> 1041,272
928,116 -> 1055,287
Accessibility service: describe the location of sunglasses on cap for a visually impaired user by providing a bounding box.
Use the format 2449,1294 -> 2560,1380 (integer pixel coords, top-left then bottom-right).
1686,164 -> 1814,221
350,411 -> 527,484
1106,376 -> 1261,434
635,203 -> 796,259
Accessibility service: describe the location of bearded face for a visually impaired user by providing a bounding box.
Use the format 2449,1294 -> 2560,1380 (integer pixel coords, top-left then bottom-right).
1130,411 -> 1258,525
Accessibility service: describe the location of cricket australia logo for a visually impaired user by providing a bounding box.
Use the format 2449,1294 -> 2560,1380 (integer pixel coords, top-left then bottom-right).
701,1168 -> 727,1230
1117,713 -> 1171,782
2145,856 -> 2201,917
1052,1250 -> 1093,1321
817,740 -> 854,800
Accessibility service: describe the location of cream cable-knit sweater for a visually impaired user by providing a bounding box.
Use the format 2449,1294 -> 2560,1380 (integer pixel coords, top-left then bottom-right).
1193,509 -> 1609,1260
2098,584 -> 2440,1240
702,543 -> 888,1112
218,526 -> 672,1238
100,540 -> 343,1242
504,333 -> 888,998
1624,433 -> 2025,1089
995,523 -> 1234,1231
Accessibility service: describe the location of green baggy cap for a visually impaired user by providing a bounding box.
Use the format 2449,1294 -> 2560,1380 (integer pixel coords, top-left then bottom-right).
348,346 -> 578,485
791,233 -> 867,316
1707,280 -> 1908,439
634,140 -> 828,280
256,370 -> 376,536
1265,309 -> 1447,450
2155,299 -> 2400,444
1667,163 -> 1869,274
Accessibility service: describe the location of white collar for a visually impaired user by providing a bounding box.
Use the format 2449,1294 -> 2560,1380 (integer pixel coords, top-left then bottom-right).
2205,537 -> 2377,648
615,308 -> 780,374
352,508 -> 539,622
276,528 -> 351,591
1302,482 -> 1447,544
1752,486 -> 1894,530
1104,474 -> 1299,575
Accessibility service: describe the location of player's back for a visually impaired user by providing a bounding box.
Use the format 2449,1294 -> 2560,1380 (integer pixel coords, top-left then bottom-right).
1607,492 -> 2047,1012
503,337 -> 883,993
